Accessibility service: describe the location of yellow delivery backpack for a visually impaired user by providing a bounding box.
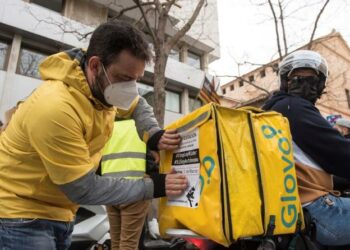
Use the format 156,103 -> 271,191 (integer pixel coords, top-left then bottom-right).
159,103 -> 303,247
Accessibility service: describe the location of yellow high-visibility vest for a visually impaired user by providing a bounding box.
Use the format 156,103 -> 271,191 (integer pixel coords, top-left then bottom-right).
101,119 -> 146,179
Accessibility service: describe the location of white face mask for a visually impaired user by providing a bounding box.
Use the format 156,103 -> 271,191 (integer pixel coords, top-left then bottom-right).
102,64 -> 139,110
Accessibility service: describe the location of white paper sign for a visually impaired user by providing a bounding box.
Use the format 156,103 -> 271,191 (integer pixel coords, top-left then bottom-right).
167,128 -> 200,208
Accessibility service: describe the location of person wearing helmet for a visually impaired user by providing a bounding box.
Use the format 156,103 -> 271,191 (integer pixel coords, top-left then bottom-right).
263,50 -> 350,246
335,118 -> 350,138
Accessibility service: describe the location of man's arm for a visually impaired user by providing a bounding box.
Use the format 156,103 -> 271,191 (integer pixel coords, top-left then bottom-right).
116,96 -> 160,141
26,98 -> 186,205
131,96 -> 161,141
129,96 -> 181,151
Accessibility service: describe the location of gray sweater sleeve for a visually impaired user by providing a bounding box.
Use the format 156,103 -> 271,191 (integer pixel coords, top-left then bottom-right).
132,96 -> 161,139
59,170 -> 154,205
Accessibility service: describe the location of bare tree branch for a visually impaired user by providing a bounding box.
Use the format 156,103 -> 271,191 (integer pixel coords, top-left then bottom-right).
109,2 -> 155,20
26,6 -> 93,40
243,60 -> 270,67
134,6 -> 155,27
250,0 -> 269,6
308,0 -> 330,49
284,0 -> 324,19
278,0 -> 288,55
26,0 -> 210,125
153,6 -> 158,34
133,0 -> 159,47
155,6 -> 168,53
154,0 -> 162,14
167,0 -> 206,50
218,75 -> 272,97
267,0 -> 283,59
164,0 -> 177,13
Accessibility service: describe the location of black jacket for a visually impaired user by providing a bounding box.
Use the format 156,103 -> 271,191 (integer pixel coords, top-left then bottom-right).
263,91 -> 350,179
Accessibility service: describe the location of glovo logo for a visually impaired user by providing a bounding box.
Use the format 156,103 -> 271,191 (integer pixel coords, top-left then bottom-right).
261,125 -> 298,228
199,156 -> 215,194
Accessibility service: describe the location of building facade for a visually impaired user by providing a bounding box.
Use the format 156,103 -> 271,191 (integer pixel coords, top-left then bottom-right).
221,31 -> 350,119
0,0 -> 220,125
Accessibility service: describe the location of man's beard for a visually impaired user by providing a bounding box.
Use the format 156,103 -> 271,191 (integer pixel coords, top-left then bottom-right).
90,72 -> 112,107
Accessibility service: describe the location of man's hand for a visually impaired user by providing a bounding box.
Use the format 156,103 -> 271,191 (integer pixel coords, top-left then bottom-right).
157,129 -> 181,151
165,169 -> 188,196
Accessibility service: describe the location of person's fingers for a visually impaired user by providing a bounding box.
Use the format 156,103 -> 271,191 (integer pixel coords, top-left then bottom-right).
162,131 -> 181,140
166,178 -> 187,186
166,189 -> 185,196
158,137 -> 181,150
158,142 -> 180,151
164,129 -> 178,134
166,175 -> 187,182
166,171 -> 187,181
157,130 -> 182,151
161,136 -> 181,144
165,173 -> 188,196
166,182 -> 188,196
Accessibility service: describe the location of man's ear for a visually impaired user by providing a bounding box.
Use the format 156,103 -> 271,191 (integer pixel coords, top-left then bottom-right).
88,56 -> 100,75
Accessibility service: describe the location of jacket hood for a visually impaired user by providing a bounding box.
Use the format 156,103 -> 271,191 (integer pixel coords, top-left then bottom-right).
39,48 -> 99,105
262,91 -> 290,110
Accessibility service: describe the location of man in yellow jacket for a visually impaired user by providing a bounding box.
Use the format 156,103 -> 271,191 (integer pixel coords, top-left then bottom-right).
0,20 -> 187,250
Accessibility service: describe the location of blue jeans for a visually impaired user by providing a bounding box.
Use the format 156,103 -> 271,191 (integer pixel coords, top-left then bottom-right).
304,194 -> 350,246
0,218 -> 74,250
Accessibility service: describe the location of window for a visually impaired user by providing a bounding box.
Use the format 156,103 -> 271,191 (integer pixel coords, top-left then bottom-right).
166,90 -> 180,113
249,75 -> 254,82
189,97 -> 202,112
0,40 -> 9,70
187,51 -> 201,69
346,89 -> 350,109
230,85 -> 234,91
31,0 -> 64,13
222,88 -> 226,94
17,47 -> 48,79
137,82 -> 155,107
260,69 -> 266,78
239,80 -> 244,87
137,82 -> 180,113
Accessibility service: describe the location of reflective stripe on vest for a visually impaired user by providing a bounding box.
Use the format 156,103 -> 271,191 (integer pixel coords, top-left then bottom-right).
101,119 -> 146,179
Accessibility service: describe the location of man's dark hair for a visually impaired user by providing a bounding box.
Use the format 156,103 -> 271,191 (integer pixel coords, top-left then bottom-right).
86,20 -> 152,66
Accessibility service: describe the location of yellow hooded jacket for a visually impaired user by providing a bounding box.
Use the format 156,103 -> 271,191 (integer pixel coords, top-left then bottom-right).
0,49 -> 159,221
